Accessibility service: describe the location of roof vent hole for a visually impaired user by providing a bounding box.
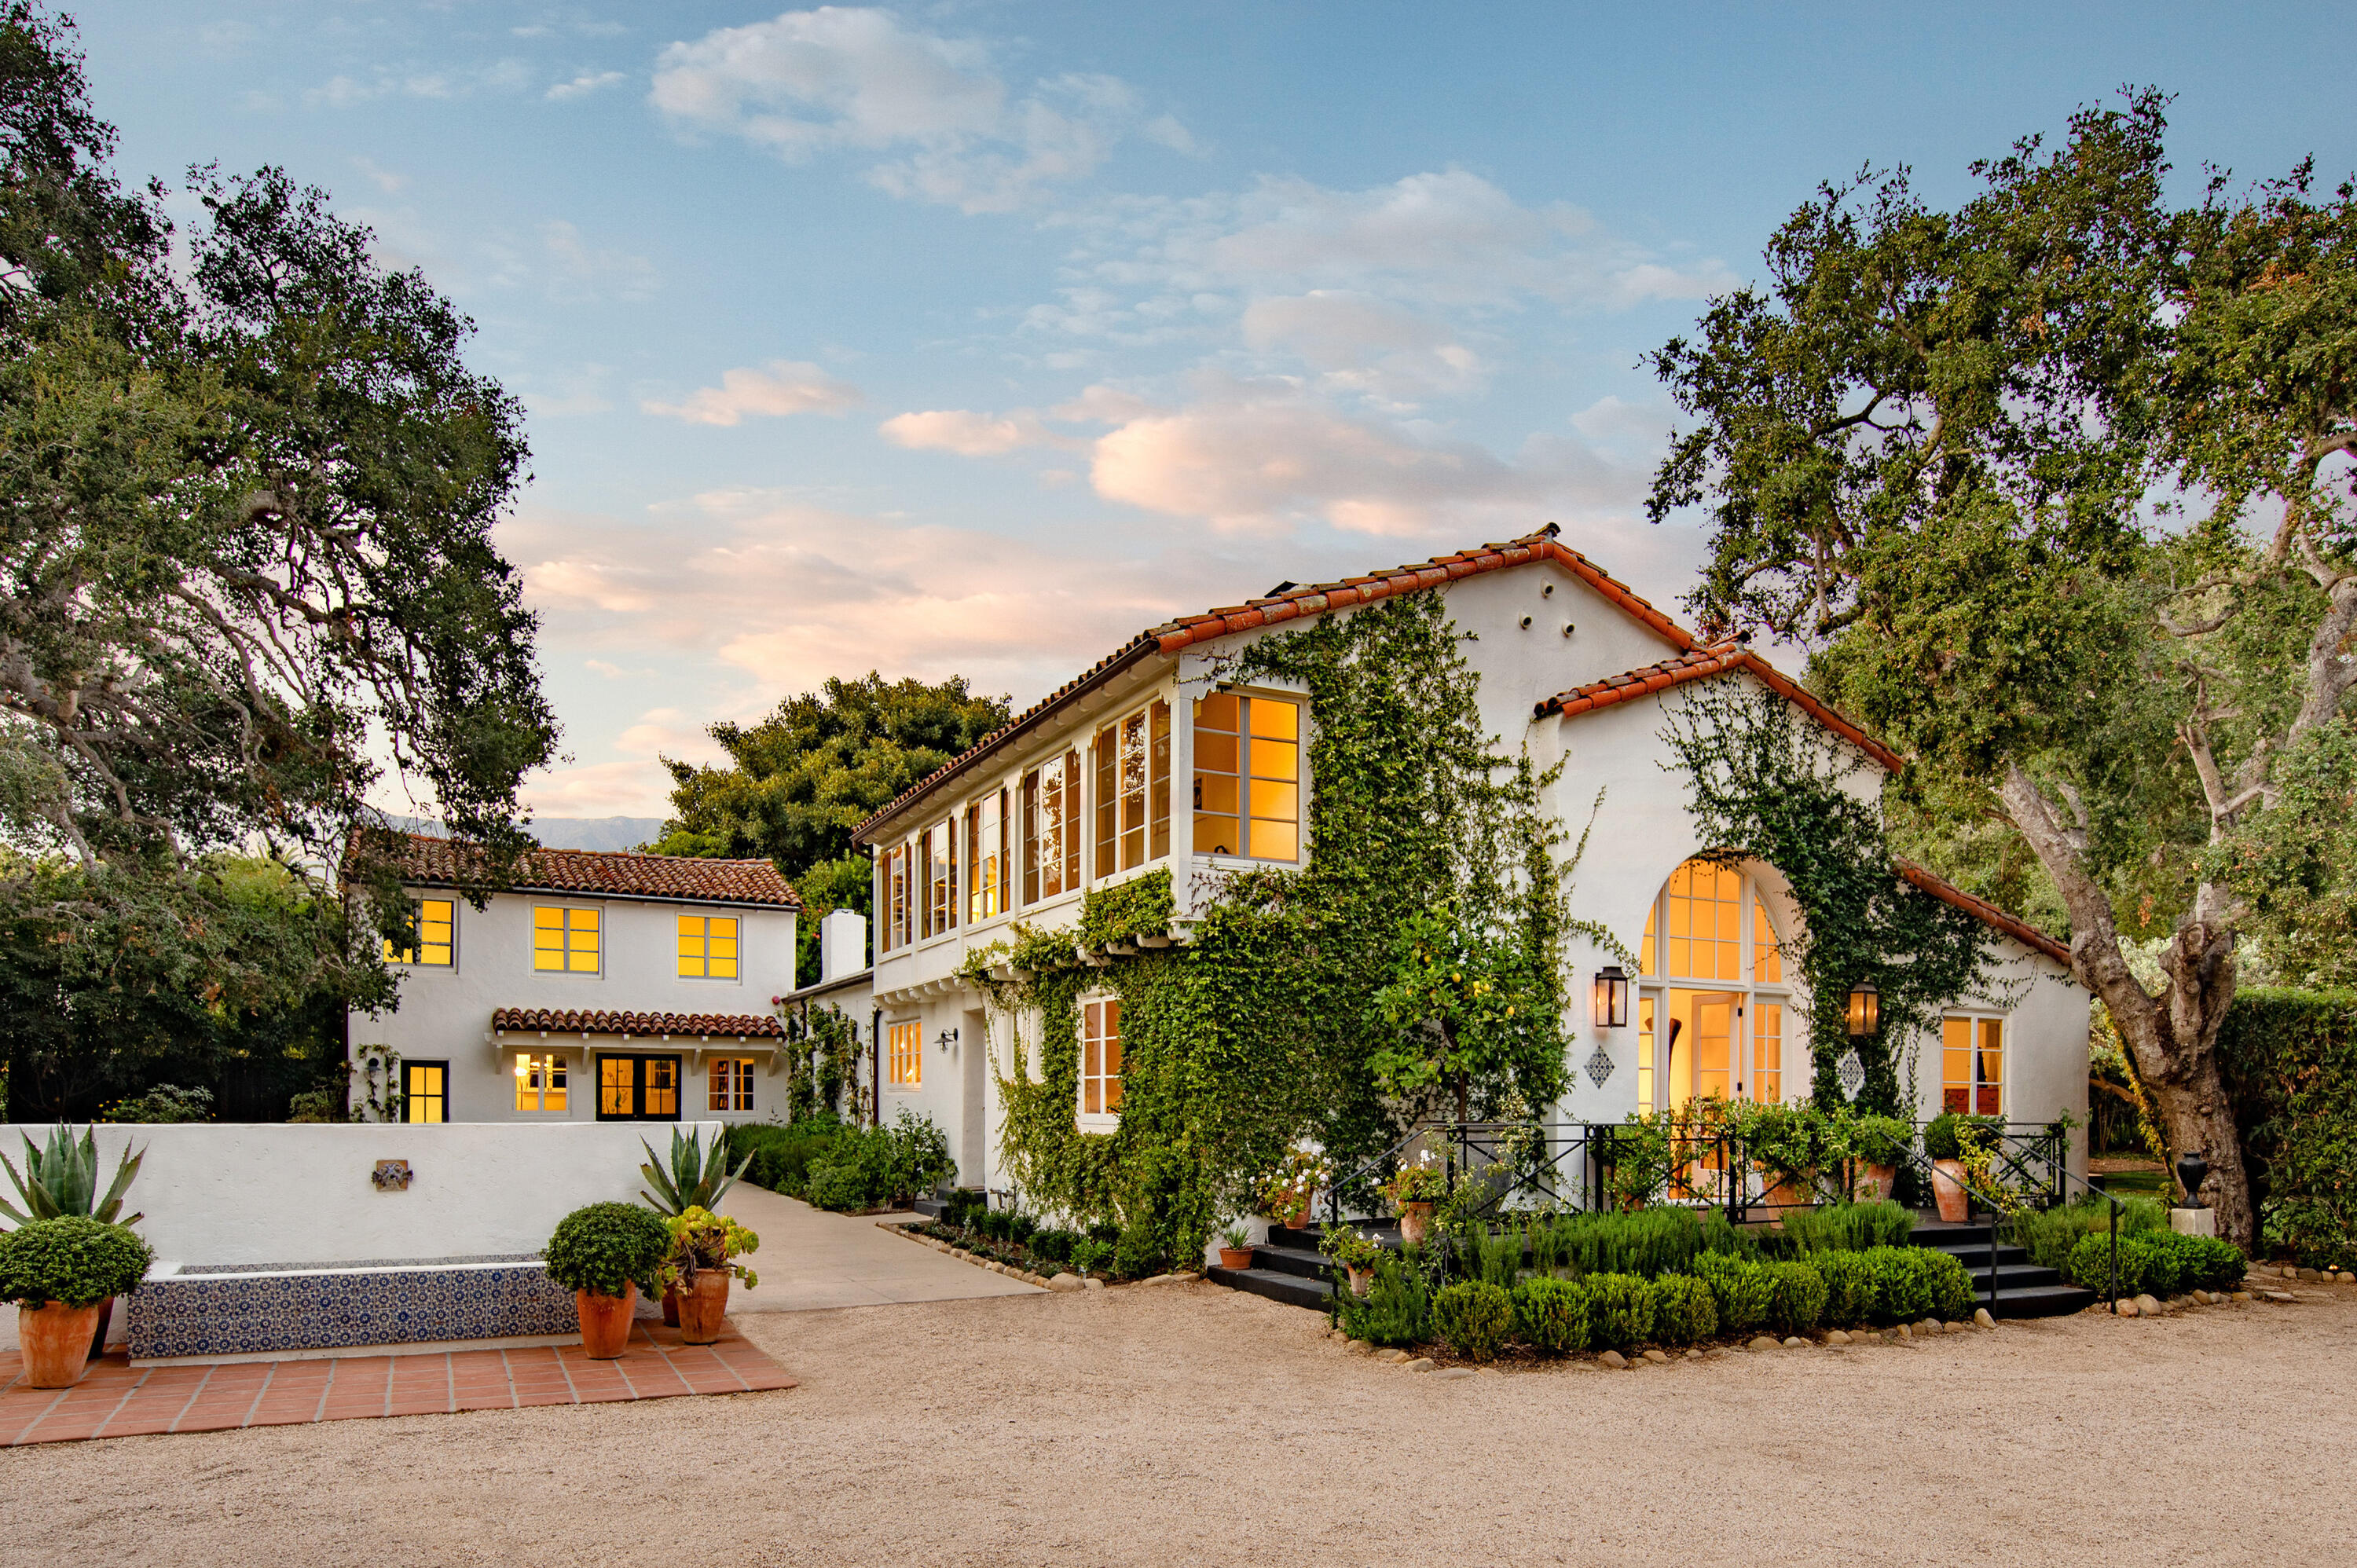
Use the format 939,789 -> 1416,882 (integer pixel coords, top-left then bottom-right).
1519,615 -> 1533,629
1562,623 -> 1577,638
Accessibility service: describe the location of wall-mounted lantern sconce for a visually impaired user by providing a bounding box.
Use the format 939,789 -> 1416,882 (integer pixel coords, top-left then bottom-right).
934,1025 -> 960,1053
1846,980 -> 1880,1038
1592,965 -> 1629,1029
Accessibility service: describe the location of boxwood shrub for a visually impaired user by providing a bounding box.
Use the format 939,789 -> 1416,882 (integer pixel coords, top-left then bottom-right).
1815,1250 -> 1875,1325
1692,1252 -> 1776,1335
2066,1230 -> 2246,1298
1582,1272 -> 1655,1352
544,1203 -> 670,1298
1509,1276 -> 1589,1354
0,1216 -> 153,1306
1860,1245 -> 1974,1322
1764,1259 -> 1829,1335
1648,1273 -> 1718,1346
1432,1280 -> 1512,1362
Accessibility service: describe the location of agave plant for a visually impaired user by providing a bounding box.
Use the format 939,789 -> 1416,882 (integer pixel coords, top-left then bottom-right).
0,1127 -> 145,1228
639,1128 -> 751,1217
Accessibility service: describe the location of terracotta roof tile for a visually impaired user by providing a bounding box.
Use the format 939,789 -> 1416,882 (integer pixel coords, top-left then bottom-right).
1898,863 -> 2072,966
379,832 -> 801,909
490,1007 -> 786,1039
1533,645 -> 1908,775
852,526 -> 1689,842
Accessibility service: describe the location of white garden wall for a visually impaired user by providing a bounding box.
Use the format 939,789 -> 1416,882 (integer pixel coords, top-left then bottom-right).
0,1120 -> 726,1268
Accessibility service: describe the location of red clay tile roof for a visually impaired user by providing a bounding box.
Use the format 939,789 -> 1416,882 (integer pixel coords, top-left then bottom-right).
1898,863 -> 2072,967
852,526 -> 1688,842
491,1007 -> 786,1039
383,832 -> 801,909
1533,645 -> 1908,774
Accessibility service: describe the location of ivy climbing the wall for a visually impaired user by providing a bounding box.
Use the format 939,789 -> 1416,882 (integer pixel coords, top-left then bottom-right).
783,1002 -> 864,1122
973,593 -> 1585,1273
1662,683 -> 1998,1115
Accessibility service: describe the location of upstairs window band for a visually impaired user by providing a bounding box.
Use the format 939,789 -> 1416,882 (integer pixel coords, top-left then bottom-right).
878,842 -> 912,954
1193,691 -> 1300,862
922,819 -> 959,940
967,788 -> 1010,923
1023,750 -> 1082,904
1094,701 -> 1171,878
677,915 -> 740,979
386,899 -> 454,967
533,906 -> 601,973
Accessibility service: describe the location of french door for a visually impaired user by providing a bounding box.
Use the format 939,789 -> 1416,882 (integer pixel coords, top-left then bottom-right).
596,1053 -> 682,1121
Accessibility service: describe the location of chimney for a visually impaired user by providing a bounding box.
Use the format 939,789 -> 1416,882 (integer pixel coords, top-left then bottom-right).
819,909 -> 868,982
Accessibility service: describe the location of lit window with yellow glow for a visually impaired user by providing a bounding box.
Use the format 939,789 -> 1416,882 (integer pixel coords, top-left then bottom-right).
677,915 -> 740,979
386,899 -> 455,966
1191,692 -> 1300,862
888,1021 -> 922,1088
1943,1016 -> 2003,1115
403,1061 -> 446,1123
514,1052 -> 567,1113
709,1057 -> 755,1112
533,906 -> 600,973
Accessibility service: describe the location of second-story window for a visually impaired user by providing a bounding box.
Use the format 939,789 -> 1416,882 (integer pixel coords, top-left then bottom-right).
386,898 -> 455,966
533,906 -> 601,973
878,842 -> 911,953
1022,749 -> 1080,903
922,819 -> 959,939
1093,699 -> 1171,878
1192,691 -> 1301,862
966,788 -> 1008,922
677,915 -> 739,979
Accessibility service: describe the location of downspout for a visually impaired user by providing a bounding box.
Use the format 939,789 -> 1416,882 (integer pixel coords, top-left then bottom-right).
871,1005 -> 883,1128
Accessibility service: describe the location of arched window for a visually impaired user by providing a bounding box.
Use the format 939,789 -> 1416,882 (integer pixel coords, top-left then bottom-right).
1633,859 -> 1794,1112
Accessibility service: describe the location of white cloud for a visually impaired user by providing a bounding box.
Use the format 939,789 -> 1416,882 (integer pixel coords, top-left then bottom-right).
305,60 -> 533,109
649,8 -> 1184,213
548,70 -> 627,101
878,408 -> 1077,456
537,219 -> 660,302
642,361 -> 864,425
521,708 -> 724,818
1240,291 -> 1484,401
349,156 -> 411,194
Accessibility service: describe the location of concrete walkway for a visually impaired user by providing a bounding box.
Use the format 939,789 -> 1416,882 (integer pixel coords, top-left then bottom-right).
716,1182 -> 1041,1313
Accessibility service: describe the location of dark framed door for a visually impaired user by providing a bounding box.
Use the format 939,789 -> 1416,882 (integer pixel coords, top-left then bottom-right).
596,1053 -> 681,1121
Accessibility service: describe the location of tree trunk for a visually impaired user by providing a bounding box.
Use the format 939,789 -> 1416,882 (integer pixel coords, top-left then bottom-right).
1997,765 -> 2255,1250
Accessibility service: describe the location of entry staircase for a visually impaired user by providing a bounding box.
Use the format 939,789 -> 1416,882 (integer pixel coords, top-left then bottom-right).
1206,1211 -> 2097,1320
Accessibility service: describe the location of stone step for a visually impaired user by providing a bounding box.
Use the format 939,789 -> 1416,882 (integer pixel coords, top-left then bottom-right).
1206,1264 -> 1333,1310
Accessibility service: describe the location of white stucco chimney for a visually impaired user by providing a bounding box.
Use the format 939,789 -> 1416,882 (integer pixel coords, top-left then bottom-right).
819,909 -> 868,982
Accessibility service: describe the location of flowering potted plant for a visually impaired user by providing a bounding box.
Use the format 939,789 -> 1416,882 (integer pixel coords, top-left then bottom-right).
0,1216 -> 152,1387
1257,1146 -> 1332,1233
1321,1227 -> 1388,1297
1217,1222 -> 1255,1273
547,1202 -> 671,1357
658,1205 -> 761,1344
1378,1149 -> 1450,1246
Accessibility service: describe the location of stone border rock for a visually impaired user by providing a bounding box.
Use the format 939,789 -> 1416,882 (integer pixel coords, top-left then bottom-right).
1323,1308 -> 2011,1375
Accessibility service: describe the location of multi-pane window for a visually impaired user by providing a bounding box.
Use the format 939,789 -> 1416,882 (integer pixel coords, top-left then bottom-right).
1636,995 -> 1656,1116
1752,901 -> 1782,983
533,906 -> 600,973
1942,1017 -> 2003,1115
677,915 -> 740,979
1023,751 -> 1081,903
1079,998 -> 1123,1125
403,1061 -> 447,1123
888,1021 -> 922,1088
1094,702 -> 1171,877
1662,861 -> 1743,980
709,1057 -> 756,1112
922,819 -> 958,940
386,899 -> 455,966
1192,691 -> 1301,862
514,1052 -> 567,1113
1752,1002 -> 1783,1105
879,842 -> 911,953
967,789 -> 1009,923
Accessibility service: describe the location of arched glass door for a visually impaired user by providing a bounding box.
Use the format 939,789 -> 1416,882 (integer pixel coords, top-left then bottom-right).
1634,859 -> 1794,1114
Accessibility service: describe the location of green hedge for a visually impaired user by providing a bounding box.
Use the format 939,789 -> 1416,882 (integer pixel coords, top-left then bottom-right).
724,1118 -> 848,1198
2064,1229 -> 2248,1298
2216,987 -> 2357,1267
1432,1280 -> 1512,1361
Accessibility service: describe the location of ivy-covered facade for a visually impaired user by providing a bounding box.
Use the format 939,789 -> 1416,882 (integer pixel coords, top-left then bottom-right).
849,528 -> 2089,1271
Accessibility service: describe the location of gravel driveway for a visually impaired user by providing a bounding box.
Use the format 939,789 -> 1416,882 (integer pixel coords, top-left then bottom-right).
2,1280 -> 2347,1565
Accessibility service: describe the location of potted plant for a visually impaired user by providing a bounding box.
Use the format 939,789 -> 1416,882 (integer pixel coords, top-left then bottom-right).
1923,1112 -> 1974,1222
0,1216 -> 153,1387
1839,1111 -> 1912,1202
1257,1145 -> 1332,1233
2,1125 -> 146,1357
640,1129 -> 752,1324
659,1205 -> 761,1344
1217,1222 -> 1255,1273
1378,1149 -> 1450,1246
1322,1227 -> 1388,1296
1734,1102 -> 1822,1217
545,1202 -> 671,1358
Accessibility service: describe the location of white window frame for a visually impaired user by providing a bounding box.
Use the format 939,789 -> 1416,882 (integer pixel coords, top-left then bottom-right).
1076,993 -> 1123,1132
512,1050 -> 570,1116
676,913 -> 742,983
1938,1011 -> 2008,1119
531,902 -> 605,978
707,1056 -> 757,1113
886,1018 -> 923,1093
387,895 -> 458,969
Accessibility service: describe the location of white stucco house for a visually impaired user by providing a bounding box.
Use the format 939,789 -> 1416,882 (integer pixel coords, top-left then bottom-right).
847,524 -> 2088,1196
350,834 -> 801,1125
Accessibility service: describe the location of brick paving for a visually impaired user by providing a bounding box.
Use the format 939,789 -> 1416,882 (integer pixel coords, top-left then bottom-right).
0,1321 -> 794,1445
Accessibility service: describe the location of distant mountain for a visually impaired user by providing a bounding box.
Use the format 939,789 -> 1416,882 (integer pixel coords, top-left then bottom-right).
378,815 -> 669,852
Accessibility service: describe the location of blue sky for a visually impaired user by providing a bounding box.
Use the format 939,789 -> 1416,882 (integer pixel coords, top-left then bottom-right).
81,2 -> 2357,818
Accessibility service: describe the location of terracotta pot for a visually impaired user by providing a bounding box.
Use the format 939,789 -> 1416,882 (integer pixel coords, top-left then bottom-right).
1760,1174 -> 1810,1218
1217,1246 -> 1255,1271
574,1284 -> 637,1359
661,1284 -> 680,1327
1398,1201 -> 1433,1248
19,1301 -> 104,1389
677,1271 -> 731,1344
1931,1160 -> 1970,1222
1856,1163 -> 1897,1203
90,1296 -> 114,1360
1344,1263 -> 1373,1298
